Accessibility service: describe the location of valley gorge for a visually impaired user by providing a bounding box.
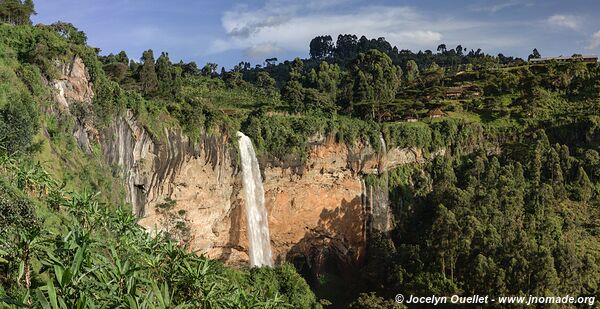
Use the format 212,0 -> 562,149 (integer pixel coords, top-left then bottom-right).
52,56 -> 435,274
2,15 -> 599,308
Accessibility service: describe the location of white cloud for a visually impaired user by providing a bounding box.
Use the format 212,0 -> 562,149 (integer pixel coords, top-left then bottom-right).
209,4 -> 467,58
245,43 -> 284,57
589,31 -> 600,49
547,14 -> 581,30
471,0 -> 534,13
208,2 -> 527,60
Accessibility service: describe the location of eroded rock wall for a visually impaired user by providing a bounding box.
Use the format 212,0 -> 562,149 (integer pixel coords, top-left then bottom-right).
51,56 -> 439,270
100,112 -> 241,262
51,57 -> 94,110
100,123 -> 416,269
50,56 -> 98,154
264,140 -> 366,271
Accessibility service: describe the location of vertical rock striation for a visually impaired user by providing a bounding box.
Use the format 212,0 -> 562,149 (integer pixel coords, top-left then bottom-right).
50,56 -> 450,271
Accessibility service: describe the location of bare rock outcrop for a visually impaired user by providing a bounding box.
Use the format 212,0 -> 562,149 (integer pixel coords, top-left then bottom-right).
51,57 -> 94,109
50,56 -> 97,153
100,111 -> 240,261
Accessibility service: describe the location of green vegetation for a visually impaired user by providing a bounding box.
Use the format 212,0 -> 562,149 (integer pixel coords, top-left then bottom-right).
0,23 -> 125,205
361,132 -> 599,302
0,3 -> 599,307
0,0 -> 35,25
93,29 -> 600,162
0,156 -> 321,308
0,20 -> 323,308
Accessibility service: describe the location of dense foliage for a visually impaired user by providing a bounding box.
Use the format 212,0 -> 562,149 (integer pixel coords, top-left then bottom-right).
360,131 -> 599,303
1,4 -> 599,307
0,0 -> 35,25
0,18 -> 325,308
0,156 -> 321,308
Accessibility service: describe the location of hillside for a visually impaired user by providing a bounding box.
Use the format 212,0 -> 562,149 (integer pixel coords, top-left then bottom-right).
0,11 -> 599,309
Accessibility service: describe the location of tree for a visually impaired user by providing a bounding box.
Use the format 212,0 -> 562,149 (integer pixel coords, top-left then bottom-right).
573,167 -> 593,202
309,35 -> 334,59
335,34 -> 358,59
347,49 -> 400,120
139,50 -> 159,96
171,66 -> 183,100
349,292 -> 405,309
115,51 -> 129,64
405,60 -> 419,83
280,58 -> 307,112
528,48 -> 541,61
465,254 -> 507,295
234,61 -> 251,72
129,59 -> 139,73
302,88 -> 335,113
0,93 -> 39,155
437,44 -> 447,54
224,71 -> 244,88
178,61 -> 199,77
582,149 -> 599,179
22,0 -> 34,22
288,57 -> 304,81
265,58 -> 278,66
104,62 -> 128,82
201,63 -> 218,77
520,86 -> 559,119
421,62 -> 444,86
156,52 -> 173,97
274,264 -> 321,308
49,22 -> 87,45
0,0 -> 35,25
547,148 -> 566,200
431,204 -> 460,281
530,247 -> 560,295
255,71 -> 279,105
282,80 -> 304,113
305,61 -> 341,103
256,71 -> 276,89
455,45 -> 464,56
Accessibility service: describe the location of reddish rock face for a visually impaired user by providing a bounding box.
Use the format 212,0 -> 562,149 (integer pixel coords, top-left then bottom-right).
202,139 -> 368,271
113,131 -> 418,271
109,130 -> 436,271
129,137 -> 369,271
51,57 -> 432,273
264,141 -> 367,270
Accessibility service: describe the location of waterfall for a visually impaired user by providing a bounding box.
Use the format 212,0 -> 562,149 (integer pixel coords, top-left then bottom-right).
363,174 -> 393,235
378,133 -> 387,174
379,133 -> 387,154
237,132 -> 273,267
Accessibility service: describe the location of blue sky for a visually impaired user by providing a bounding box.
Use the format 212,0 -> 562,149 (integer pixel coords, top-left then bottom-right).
33,0 -> 600,68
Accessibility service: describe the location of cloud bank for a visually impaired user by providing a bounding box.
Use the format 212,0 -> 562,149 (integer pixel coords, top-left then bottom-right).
209,1 -> 527,59
547,15 -> 581,30
210,0 -> 452,57
470,0 -> 534,13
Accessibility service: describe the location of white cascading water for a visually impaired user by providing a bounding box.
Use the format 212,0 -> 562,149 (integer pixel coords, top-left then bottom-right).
378,133 -> 387,174
379,133 -> 387,154
236,132 -> 273,267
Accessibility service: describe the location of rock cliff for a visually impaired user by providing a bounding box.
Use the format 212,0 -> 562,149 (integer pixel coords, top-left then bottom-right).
100,124 -> 435,270
50,56 -> 98,153
51,57 -> 437,271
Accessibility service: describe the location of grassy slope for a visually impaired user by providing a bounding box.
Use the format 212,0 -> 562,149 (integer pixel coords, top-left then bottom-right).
0,24 -> 321,308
